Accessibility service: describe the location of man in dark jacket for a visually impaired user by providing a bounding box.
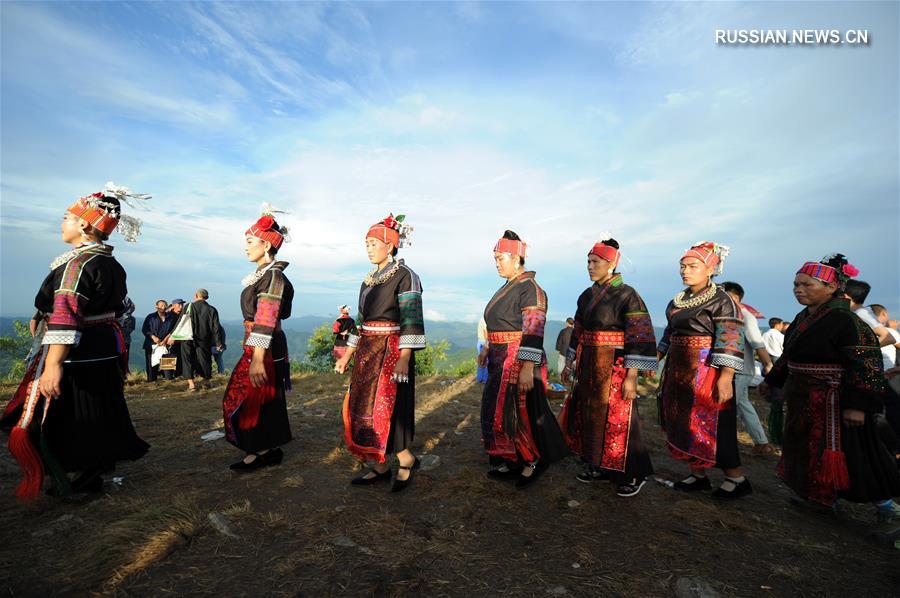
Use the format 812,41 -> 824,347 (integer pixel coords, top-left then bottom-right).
555,318 -> 575,380
142,299 -> 177,381
179,288 -> 222,391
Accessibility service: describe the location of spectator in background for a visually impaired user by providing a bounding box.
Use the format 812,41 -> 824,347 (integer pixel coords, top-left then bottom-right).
844,280 -> 893,347
476,317 -> 488,383
332,305 -> 357,363
762,317 -> 789,445
164,298 -> 186,378
120,297 -> 136,350
555,318 -> 575,380
178,288 -> 222,392
722,282 -> 774,455
762,318 -> 787,360
142,299 -> 176,382
212,321 -> 227,375
871,304 -> 900,441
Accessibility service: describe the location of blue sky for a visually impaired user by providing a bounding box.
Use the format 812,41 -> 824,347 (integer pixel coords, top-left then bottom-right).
2,1 -> 897,328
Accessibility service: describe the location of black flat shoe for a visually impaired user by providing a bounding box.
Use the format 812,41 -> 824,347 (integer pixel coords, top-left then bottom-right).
351,468 -> 392,486
674,474 -> 712,492
515,462 -> 548,489
230,454 -> 267,472
487,464 -> 524,480
391,457 -> 421,493
711,478 -> 753,499
265,447 -> 284,466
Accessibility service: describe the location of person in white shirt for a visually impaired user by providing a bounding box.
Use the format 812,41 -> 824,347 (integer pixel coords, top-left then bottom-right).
723,282 -> 774,454
845,280 -> 893,347
871,305 -> 900,392
762,317 -> 787,360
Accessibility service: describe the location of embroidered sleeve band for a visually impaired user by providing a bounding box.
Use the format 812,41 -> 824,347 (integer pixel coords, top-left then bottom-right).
624,354 -> 659,371
347,333 -> 360,348
245,332 -> 271,349
43,329 -> 81,346
399,334 -> 427,350
517,345 -> 543,363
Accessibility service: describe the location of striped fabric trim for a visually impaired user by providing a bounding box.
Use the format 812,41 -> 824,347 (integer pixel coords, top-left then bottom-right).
656,340 -> 669,355
710,353 -> 744,371
624,354 -> 658,371
517,345 -> 543,363
399,334 -> 426,350
347,333 -> 360,348
43,330 -> 81,346
797,262 -> 838,284
245,332 -> 271,349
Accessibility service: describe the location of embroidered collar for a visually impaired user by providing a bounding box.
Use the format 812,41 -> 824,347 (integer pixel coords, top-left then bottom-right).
241,261 -> 288,288
594,273 -> 623,289
364,258 -> 404,287
673,283 -> 717,309
48,242 -> 111,270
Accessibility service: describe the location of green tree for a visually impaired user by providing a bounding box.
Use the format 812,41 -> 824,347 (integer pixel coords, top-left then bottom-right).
415,339 -> 449,376
304,322 -> 337,373
0,320 -> 32,381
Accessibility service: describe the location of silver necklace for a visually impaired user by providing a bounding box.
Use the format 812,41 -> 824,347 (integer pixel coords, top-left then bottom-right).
673,283 -> 717,309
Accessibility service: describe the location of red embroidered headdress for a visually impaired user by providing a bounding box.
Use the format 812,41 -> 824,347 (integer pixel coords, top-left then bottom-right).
66,182 -> 150,243
246,203 -> 290,250
588,233 -> 620,269
797,254 -> 859,285
493,238 -> 527,257
681,241 -> 729,276
366,213 -> 413,248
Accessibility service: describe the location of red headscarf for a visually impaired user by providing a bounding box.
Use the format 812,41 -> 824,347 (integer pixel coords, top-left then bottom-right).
246,215 -> 286,250
493,238 -> 527,257
589,242 -> 620,269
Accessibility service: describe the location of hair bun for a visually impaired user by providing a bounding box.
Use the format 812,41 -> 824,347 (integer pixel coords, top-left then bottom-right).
502,230 -> 521,241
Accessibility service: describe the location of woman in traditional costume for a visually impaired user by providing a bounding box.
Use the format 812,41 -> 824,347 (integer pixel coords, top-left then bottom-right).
478,231 -> 568,488
2,183 -> 150,498
335,214 -> 424,492
223,206 -> 294,472
559,236 -> 658,497
761,254 -> 900,521
657,241 -> 751,498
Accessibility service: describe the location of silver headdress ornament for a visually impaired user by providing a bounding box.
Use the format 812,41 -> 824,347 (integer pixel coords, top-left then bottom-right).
391,214 -> 414,248
596,230 -> 614,244
686,240 -> 730,277
100,181 -> 151,243
260,202 -> 292,243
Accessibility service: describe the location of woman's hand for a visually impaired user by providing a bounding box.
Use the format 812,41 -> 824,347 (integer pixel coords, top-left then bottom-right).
334,355 -> 350,374
249,347 -> 267,387
477,346 -> 489,368
38,362 -> 63,399
517,361 -> 535,392
716,367 -> 734,404
391,352 -> 411,384
623,370 -> 638,401
842,408 -> 865,428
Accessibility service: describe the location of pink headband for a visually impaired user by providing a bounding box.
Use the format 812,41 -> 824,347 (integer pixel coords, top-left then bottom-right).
494,238 -> 527,257
589,243 -> 620,269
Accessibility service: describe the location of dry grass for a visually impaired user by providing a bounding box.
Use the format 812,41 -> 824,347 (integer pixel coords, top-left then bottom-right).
0,374 -> 897,597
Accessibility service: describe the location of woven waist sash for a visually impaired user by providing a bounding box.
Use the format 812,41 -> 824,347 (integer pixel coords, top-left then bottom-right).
84,312 -> 117,326
581,330 -> 625,347
787,362 -> 842,385
669,335 -> 712,349
361,321 -> 400,336
487,331 -> 523,344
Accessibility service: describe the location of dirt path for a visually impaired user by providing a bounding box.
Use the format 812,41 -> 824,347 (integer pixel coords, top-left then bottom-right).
0,374 -> 897,597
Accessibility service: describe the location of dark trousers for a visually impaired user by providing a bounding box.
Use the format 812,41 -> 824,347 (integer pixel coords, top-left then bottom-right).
213,350 -> 225,374
181,341 -> 212,380
144,348 -> 174,382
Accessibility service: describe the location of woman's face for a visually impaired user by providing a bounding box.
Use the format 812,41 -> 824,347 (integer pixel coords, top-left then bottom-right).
793,273 -> 837,307
494,251 -> 521,279
366,236 -> 393,265
587,254 -> 612,282
680,257 -> 713,288
245,235 -> 272,263
61,212 -> 86,244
